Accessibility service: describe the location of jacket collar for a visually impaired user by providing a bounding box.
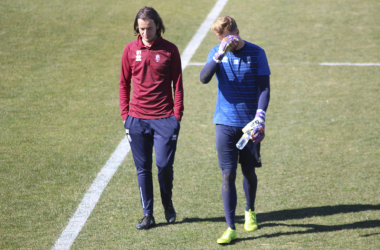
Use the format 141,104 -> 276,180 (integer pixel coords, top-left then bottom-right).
137,35 -> 162,49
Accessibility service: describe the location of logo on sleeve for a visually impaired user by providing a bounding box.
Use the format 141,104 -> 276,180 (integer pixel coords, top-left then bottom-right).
136,50 -> 142,61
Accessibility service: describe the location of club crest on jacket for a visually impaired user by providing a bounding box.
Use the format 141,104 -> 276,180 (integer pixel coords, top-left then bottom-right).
136,50 -> 141,61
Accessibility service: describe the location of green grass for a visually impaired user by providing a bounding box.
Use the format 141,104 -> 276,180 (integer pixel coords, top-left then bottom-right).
1,0 -> 379,249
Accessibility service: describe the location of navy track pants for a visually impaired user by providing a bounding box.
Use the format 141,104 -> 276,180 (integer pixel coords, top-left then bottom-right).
215,124 -> 260,228
124,115 -> 180,215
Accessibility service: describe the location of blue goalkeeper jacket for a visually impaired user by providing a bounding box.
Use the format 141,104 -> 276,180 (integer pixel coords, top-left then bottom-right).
206,41 -> 271,127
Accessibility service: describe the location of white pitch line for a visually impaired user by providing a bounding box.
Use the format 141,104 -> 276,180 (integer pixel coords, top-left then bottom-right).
319,62 -> 380,66
52,138 -> 130,250
188,62 -> 380,66
187,62 -> 206,66
181,0 -> 229,70
52,1 -> 228,249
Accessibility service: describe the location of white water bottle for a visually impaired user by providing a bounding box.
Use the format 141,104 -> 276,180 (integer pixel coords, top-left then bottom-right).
236,130 -> 252,150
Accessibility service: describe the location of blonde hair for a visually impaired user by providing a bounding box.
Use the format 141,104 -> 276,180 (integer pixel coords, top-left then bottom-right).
211,15 -> 238,35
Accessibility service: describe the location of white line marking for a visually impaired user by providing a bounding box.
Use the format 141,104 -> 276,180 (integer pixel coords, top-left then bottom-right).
181,0 -> 229,70
52,1 -> 228,249
52,138 -> 130,250
188,62 -> 380,66
188,62 -> 206,66
319,62 -> 380,66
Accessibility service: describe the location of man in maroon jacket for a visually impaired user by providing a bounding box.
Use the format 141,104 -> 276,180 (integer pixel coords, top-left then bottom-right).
119,6 -> 184,230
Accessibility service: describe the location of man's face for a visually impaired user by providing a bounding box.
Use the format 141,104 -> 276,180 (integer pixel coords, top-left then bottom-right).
138,18 -> 158,45
215,30 -> 236,42
215,30 -> 239,52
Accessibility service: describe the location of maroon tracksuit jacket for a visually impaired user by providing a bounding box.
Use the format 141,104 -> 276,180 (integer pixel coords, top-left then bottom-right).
119,35 -> 184,121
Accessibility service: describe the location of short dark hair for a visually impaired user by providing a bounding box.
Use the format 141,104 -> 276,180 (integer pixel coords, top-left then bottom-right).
133,6 -> 165,36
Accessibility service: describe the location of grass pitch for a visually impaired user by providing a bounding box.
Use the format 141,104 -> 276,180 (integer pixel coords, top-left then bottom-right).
1,0 -> 379,249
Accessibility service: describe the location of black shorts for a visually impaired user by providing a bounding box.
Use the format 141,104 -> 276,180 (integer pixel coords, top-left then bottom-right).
215,124 -> 262,169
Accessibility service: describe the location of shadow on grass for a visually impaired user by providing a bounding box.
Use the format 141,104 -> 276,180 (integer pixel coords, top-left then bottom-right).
179,204 -> 380,241
181,204 -> 380,224
232,220 -> 380,243
255,204 -> 380,223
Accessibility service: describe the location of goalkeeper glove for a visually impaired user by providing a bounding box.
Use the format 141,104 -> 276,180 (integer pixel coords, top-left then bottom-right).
242,110 -> 266,144
251,123 -> 265,144
213,35 -> 239,63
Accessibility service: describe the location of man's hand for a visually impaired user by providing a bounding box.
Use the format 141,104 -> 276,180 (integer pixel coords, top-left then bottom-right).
213,35 -> 239,63
242,110 -> 266,144
251,123 -> 265,144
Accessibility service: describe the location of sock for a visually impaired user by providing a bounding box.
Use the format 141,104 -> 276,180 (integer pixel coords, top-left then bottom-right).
221,168 -> 237,230
241,166 -> 258,211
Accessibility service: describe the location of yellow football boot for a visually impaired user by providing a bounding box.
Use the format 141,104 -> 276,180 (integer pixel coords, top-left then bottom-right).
217,227 -> 237,244
244,209 -> 258,231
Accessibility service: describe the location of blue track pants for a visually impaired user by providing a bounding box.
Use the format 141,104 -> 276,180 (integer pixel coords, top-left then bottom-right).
124,115 -> 180,215
215,124 -> 261,229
